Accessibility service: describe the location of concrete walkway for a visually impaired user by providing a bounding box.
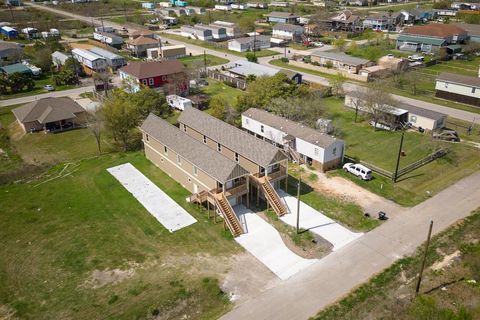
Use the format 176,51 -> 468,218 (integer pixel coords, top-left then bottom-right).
277,190 -> 363,251
234,205 -> 317,280
222,171 -> 480,320
107,163 -> 197,232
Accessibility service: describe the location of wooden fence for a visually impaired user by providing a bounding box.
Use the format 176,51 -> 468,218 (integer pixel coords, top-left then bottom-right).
207,70 -> 247,90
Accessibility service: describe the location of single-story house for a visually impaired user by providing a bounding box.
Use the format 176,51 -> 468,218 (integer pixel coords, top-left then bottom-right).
1,26 -> 18,39
310,51 -> 373,74
242,108 -> 345,171
228,35 -> 271,52
435,72 -> 480,107
147,44 -> 187,60
180,25 -> 212,40
231,3 -> 247,9
0,41 -> 22,62
199,24 -> 227,40
72,48 -> 107,73
129,29 -> 155,40
93,32 -> 123,48
454,23 -> 480,42
344,91 -> 447,130
227,60 -> 302,84
324,10 -> 362,32
214,4 -> 232,11
211,21 -> 242,38
21,27 -> 39,39
126,35 -> 159,57
89,47 -> 126,70
272,23 -> 304,41
377,55 -> 409,72
0,63 -> 32,76
267,11 -> 299,24
51,51 -> 70,68
396,24 -> 467,52
119,60 -> 188,94
12,97 -> 87,133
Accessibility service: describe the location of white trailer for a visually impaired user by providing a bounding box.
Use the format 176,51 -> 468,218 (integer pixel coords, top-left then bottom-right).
167,95 -> 192,111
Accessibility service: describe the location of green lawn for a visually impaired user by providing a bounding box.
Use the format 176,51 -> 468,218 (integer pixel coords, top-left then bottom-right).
178,54 -> 229,68
0,74 -> 76,101
323,98 -> 480,206
314,209 -> 480,320
200,79 -> 245,107
0,152 -> 238,319
269,59 -> 339,82
161,33 -> 278,58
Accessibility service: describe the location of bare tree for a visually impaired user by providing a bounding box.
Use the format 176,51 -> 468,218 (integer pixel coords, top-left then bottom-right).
363,82 -> 396,131
87,108 -> 103,154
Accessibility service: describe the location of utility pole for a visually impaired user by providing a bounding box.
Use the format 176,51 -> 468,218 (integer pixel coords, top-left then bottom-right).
253,28 -> 257,60
296,176 -> 301,234
157,37 -> 163,60
203,50 -> 207,77
415,220 -> 434,295
393,131 -> 405,183
8,5 -> 14,24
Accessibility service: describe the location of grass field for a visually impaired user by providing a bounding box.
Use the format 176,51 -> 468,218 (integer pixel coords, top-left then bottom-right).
200,79 -> 245,107
178,54 -> 229,68
53,0 -> 141,17
0,152 -> 239,319
323,98 -> 480,206
269,59 -> 338,81
314,209 -> 480,320
161,33 -> 278,58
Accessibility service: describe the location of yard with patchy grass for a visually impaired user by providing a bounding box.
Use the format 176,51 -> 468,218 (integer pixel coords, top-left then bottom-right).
323,98 -> 480,206
178,54 -> 228,68
200,79 -> 245,107
314,209 -> 480,320
0,74 -> 77,101
0,152 -> 240,319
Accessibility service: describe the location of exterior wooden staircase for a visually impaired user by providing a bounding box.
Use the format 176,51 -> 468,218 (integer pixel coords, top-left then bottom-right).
285,145 -> 304,164
213,193 -> 244,237
261,179 -> 287,217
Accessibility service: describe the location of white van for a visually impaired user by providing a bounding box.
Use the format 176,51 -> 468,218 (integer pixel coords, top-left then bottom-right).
343,163 -> 372,180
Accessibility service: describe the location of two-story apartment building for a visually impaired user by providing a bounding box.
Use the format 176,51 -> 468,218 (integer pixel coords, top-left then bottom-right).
178,107 -> 289,217
141,114 -> 249,236
242,108 -> 345,172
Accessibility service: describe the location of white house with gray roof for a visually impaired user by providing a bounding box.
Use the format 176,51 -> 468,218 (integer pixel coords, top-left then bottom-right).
272,23 -> 304,41
88,47 -> 126,70
228,36 -> 271,52
242,108 -> 345,172
180,25 -> 212,40
310,51 -> 373,74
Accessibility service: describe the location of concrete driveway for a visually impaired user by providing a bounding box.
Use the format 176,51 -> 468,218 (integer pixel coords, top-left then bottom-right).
234,205 -> 316,280
278,189 -> 363,251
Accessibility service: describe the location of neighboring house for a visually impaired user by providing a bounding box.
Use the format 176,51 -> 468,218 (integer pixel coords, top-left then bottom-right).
72,48 -> 107,73
432,9 -> 457,17
180,25 -> 213,40
126,35 -> 159,57
129,29 -> 155,40
1,26 -> 18,39
272,23 -> 304,41
399,9 -> 433,24
147,45 -> 187,60
187,6 -> 206,14
0,41 -> 22,63
242,108 -> 345,172
396,24 -> 467,52
119,60 -> 188,94
231,3 -> 247,9
345,91 -> 447,131
377,54 -> 409,72
12,97 -> 87,133
271,1 -> 289,7
267,11 -> 299,24
166,94 -> 192,110
435,72 -> 480,107
5,0 -> 22,6
141,113 -> 250,206
93,32 -> 123,48
214,4 -> 232,10
95,26 -> 115,33
0,62 -> 32,76
228,35 -> 271,52
142,2 -> 156,9
454,23 -> 480,42
89,47 -> 126,70
21,27 -> 39,39
310,51 -> 372,74
227,60 -> 302,84
326,10 -> 362,32
246,2 -> 268,8
211,21 -> 242,38
170,7 -> 187,15
199,24 -> 227,39
177,107 -> 289,216
363,13 -> 397,31
345,0 -> 368,6
51,51 -> 70,68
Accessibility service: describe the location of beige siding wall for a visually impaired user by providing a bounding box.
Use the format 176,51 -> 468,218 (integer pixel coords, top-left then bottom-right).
182,124 -> 261,174
143,132 -> 218,194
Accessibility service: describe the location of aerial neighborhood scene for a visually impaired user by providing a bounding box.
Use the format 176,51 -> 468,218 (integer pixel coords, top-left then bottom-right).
1,0 -> 480,318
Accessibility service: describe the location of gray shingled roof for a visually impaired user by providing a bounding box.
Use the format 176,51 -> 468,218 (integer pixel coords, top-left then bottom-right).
12,97 -> 85,124
242,108 -> 340,148
140,114 -> 249,183
178,108 -> 287,168
437,72 -> 480,88
310,51 -> 370,66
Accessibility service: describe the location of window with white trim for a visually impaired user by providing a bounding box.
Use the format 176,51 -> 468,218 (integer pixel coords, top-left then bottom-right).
260,125 -> 264,133
142,79 -> 147,85
314,148 -> 319,156
183,124 -> 187,132
203,135 -> 207,144
217,143 -> 222,152
235,152 -> 239,162
472,87 -> 476,94
148,78 -> 154,86
193,166 -> 198,176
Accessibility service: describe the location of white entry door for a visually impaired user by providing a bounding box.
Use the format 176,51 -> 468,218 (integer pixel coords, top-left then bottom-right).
193,183 -> 198,194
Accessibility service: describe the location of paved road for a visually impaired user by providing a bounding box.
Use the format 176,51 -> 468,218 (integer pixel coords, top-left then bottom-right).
0,86 -> 94,107
26,3 -> 479,122
221,171 -> 480,320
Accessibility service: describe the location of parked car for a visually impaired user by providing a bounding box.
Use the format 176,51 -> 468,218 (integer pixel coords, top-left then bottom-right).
408,54 -> 424,62
313,42 -> 324,47
433,130 -> 460,142
343,163 -> 373,180
44,85 -> 55,91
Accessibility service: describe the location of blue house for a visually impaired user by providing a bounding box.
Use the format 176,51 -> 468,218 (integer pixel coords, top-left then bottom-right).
1,26 -> 18,39
266,11 -> 299,24
175,0 -> 188,7
141,2 -> 156,9
5,0 -> 22,6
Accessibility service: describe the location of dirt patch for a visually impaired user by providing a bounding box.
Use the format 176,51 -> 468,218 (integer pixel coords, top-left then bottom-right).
430,250 -> 461,271
83,268 -> 135,289
221,252 -> 279,304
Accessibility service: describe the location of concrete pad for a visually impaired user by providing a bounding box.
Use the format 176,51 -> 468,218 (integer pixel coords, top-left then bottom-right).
277,189 -> 362,251
234,205 -> 317,280
107,163 -> 197,232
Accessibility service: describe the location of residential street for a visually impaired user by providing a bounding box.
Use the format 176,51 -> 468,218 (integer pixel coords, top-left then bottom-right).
21,3 -> 480,123
0,86 -> 94,108
221,171 -> 480,320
